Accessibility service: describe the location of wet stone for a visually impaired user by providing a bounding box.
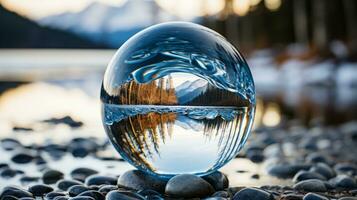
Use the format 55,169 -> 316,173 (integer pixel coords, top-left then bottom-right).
68,185 -> 90,197
56,179 -> 82,191
280,194 -> 303,200
293,179 -> 327,192
309,163 -> 336,179
329,175 -> 357,189
70,168 -> 98,182
0,163 -> 9,169
1,167 -> 18,178
53,196 -> 69,200
267,164 -> 311,179
106,190 -> 144,200
117,170 -> 167,193
165,174 -> 214,198
0,186 -> 33,198
212,191 -> 230,198
246,150 -> 265,163
78,190 -> 104,200
42,169 -> 64,184
204,197 -> 227,200
1,138 -> 22,151
11,153 -> 34,164
334,163 -> 357,175
71,197 -> 95,200
1,195 -> 18,200
44,192 -> 66,200
28,184 -> 54,196
303,192 -> 329,200
232,187 -> 273,200
202,171 -> 229,191
338,197 -> 357,200
20,176 -> 40,183
293,170 -> 326,183
98,185 -> 117,196
85,175 -> 117,186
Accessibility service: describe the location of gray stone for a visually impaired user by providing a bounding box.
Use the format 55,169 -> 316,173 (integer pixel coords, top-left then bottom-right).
309,163 -> 335,179
0,186 -> 33,198
267,164 -> 311,178
202,171 -> 229,191
28,184 -> 53,196
293,170 -> 326,183
117,170 -> 167,193
56,179 -> 82,191
329,175 -> 357,189
68,185 -> 89,197
232,188 -> 273,200
293,179 -> 327,192
78,190 -> 104,200
106,191 -> 144,200
303,193 -> 328,200
11,153 -> 34,164
165,174 -> 214,198
44,192 -> 66,200
42,169 -> 64,184
70,167 -> 98,182
85,175 -> 116,186
338,197 -> 357,200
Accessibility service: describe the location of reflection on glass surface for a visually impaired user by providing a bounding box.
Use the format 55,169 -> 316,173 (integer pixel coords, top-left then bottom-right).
101,22 -> 255,177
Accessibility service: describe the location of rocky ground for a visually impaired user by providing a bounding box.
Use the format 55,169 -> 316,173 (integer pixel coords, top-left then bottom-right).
0,118 -> 357,200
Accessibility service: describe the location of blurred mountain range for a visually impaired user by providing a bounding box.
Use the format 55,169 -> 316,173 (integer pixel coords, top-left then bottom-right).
176,79 -> 208,104
0,4 -> 104,48
38,0 -> 180,48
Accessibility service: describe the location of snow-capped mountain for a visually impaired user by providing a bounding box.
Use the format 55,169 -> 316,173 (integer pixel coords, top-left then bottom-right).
176,79 -> 208,104
38,0 -> 181,47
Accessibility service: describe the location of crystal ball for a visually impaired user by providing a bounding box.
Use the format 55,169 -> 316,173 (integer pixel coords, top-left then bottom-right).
101,22 -> 255,178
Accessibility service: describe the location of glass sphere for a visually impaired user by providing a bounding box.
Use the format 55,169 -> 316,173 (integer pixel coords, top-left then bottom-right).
101,22 -> 255,178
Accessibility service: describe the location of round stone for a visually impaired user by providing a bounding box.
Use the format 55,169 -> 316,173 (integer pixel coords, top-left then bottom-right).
11,153 -> 34,164
28,184 -> 53,196
232,188 -> 273,200
85,175 -> 117,186
303,192 -> 328,200
77,190 -> 104,200
202,171 -> 229,191
44,192 -> 66,200
165,174 -> 214,198
42,169 -> 64,184
70,167 -> 98,182
106,191 -> 144,200
293,179 -> 327,192
56,179 -> 82,191
68,185 -> 90,197
0,186 -> 33,198
117,170 -> 167,193
292,171 -> 326,183
329,175 -> 357,189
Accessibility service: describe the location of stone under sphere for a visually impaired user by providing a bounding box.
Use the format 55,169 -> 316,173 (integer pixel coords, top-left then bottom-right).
101,22 -> 255,178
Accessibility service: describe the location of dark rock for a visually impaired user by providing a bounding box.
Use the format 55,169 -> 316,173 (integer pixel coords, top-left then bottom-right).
42,169 -> 64,184
305,153 -> 331,164
20,176 -> 40,183
44,192 -> 66,200
227,187 -> 245,196
338,197 -> 357,200
202,171 -> 229,191
136,189 -> 160,197
303,192 -> 328,200
232,187 -> 273,200
204,197 -> 227,200
56,179 -> 82,191
0,163 -> 9,169
165,174 -> 214,198
70,146 -> 90,158
267,164 -> 311,178
85,175 -> 116,186
78,190 -> 104,200
70,197 -> 95,200
53,197 -> 69,200
1,167 -> 18,178
105,191 -> 144,200
70,168 -> 98,182
98,185 -> 117,196
334,163 -> 357,175
28,184 -> 53,196
246,150 -> 265,163
68,185 -> 90,197
293,171 -> 326,183
11,153 -> 34,164
212,191 -> 230,198
42,116 -> 83,128
1,138 -> 22,151
19,197 -> 35,200
309,163 -> 336,179
280,194 -> 303,200
329,175 -> 357,189
293,179 -> 327,192
251,174 -> 260,179
13,126 -> 33,132
0,186 -> 33,198
117,170 -> 167,193
1,195 -> 18,200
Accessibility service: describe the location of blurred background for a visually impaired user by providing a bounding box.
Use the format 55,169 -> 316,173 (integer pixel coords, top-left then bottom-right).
0,0 -> 357,133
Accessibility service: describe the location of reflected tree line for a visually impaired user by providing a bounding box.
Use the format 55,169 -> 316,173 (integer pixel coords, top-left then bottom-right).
104,77 -> 252,172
